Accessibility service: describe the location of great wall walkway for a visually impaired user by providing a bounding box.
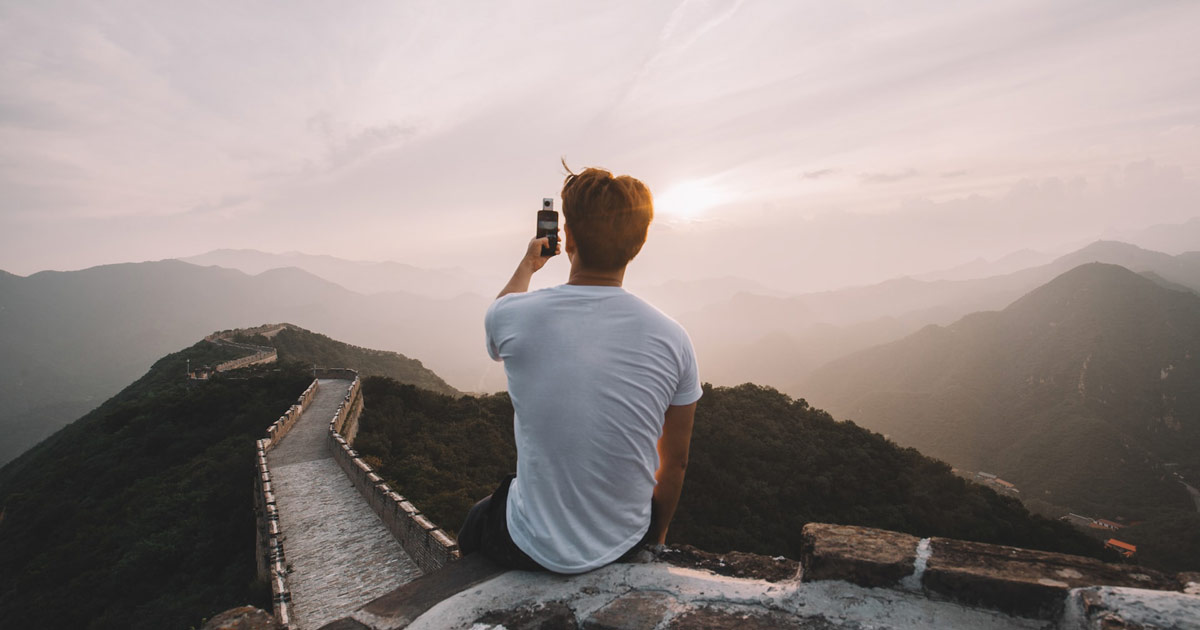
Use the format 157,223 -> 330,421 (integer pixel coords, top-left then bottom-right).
267,378 -> 421,630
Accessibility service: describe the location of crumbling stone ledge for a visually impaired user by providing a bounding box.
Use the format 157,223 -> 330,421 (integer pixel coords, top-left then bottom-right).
799,523 -> 1194,621
659,544 -> 799,582
309,522 -> 1199,629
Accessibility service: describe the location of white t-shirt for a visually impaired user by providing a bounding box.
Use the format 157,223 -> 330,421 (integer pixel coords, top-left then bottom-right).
485,284 -> 702,573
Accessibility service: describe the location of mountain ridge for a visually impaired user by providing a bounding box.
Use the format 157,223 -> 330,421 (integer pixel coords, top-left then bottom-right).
804,263 -> 1200,523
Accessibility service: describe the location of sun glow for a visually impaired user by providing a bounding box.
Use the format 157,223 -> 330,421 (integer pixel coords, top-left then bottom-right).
654,179 -> 726,220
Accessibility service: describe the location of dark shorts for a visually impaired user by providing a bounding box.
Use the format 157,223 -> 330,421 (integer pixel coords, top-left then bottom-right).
456,474 -> 546,571
458,475 -> 658,572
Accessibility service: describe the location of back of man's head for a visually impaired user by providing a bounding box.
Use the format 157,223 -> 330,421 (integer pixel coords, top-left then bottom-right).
561,167 -> 654,271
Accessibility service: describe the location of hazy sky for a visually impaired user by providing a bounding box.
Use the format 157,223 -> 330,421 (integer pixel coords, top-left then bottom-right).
3,0 -> 1199,291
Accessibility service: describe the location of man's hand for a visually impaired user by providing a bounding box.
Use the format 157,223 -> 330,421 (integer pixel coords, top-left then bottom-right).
497,236 -> 560,299
523,236 -> 559,273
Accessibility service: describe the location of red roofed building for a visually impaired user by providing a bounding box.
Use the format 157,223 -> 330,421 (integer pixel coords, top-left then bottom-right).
1105,538 -> 1137,558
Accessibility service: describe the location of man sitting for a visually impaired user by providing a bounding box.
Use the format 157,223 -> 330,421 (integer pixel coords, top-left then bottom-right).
457,166 -> 701,574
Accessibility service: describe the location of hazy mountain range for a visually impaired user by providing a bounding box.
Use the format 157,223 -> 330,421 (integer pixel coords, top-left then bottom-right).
804,263 -> 1200,520
3,237 -> 1199,466
181,249 -> 490,299
0,261 -> 488,464
684,240 -> 1200,392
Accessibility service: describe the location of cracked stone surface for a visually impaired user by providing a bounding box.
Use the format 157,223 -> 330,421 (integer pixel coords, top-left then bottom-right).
268,379 -> 421,630
400,561 -> 1047,630
582,591 -> 673,629
1062,586 -> 1200,630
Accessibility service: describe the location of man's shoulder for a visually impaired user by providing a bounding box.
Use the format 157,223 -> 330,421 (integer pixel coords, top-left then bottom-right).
489,286 -> 557,312
624,293 -> 688,333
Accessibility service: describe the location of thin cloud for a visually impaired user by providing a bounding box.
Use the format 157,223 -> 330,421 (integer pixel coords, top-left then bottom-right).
605,0 -> 747,117
860,169 -> 920,184
800,168 -> 838,180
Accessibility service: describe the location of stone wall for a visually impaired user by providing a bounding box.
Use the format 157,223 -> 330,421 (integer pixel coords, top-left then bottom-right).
205,330 -> 279,373
325,374 -> 461,574
798,522 -> 1198,622
264,379 -> 319,448
253,378 -> 320,629
326,371 -> 364,443
314,367 -> 360,381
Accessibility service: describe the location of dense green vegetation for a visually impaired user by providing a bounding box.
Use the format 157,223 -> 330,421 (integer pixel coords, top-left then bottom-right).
234,325 -> 459,395
0,341 -> 311,630
1119,511 -> 1200,573
354,377 -> 1103,563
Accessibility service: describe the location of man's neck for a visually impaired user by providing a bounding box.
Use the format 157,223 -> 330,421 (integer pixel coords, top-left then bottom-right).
567,264 -> 626,287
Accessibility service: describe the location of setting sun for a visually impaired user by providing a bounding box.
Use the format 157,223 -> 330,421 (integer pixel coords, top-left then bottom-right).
654,179 -> 725,219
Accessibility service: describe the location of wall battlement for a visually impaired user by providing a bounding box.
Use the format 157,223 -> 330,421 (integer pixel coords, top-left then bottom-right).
251,368 -> 458,629
253,378 -> 320,628
324,372 -> 461,574
202,328 -> 279,374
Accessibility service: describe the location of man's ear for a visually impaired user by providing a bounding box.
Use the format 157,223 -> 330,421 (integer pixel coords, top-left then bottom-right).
564,224 -> 576,262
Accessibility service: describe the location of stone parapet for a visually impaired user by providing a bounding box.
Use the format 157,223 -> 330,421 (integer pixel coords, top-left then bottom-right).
254,378 -> 321,629
315,367 -> 361,381
799,523 -> 1192,621
264,380 -> 319,449
325,375 -> 460,574
205,330 -> 279,372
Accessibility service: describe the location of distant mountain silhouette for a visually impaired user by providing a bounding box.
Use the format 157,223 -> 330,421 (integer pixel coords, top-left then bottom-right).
804,263 -> 1200,522
681,241 -> 1200,392
0,261 -> 483,465
1113,216 -> 1200,256
180,248 -> 488,298
916,248 -> 1056,282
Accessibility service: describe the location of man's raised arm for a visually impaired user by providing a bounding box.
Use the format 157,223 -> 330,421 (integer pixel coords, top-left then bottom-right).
497,236 -> 558,299
648,401 -> 697,545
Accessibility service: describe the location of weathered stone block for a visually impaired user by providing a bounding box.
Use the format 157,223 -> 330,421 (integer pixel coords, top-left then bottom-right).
799,523 -> 919,588
1062,586 -> 1200,630
923,537 -> 1177,620
413,514 -> 436,531
582,591 -> 672,630
476,602 -> 579,630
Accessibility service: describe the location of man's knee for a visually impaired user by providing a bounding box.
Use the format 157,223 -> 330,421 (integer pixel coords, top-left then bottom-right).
457,495 -> 492,555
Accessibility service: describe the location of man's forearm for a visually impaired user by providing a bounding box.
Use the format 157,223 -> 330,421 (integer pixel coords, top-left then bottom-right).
648,467 -> 686,544
497,259 -> 537,299
497,237 -> 553,299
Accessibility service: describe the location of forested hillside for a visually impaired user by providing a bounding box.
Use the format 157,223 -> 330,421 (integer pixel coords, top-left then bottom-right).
352,377 -> 1103,565
0,342 -> 312,630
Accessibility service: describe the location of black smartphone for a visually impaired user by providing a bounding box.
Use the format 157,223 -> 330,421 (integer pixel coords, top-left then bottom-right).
537,198 -> 558,257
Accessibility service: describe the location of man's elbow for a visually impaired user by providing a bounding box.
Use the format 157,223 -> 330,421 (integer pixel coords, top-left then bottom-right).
664,454 -> 689,474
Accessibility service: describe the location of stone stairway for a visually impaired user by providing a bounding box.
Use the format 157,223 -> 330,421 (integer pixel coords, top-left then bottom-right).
267,378 -> 421,630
